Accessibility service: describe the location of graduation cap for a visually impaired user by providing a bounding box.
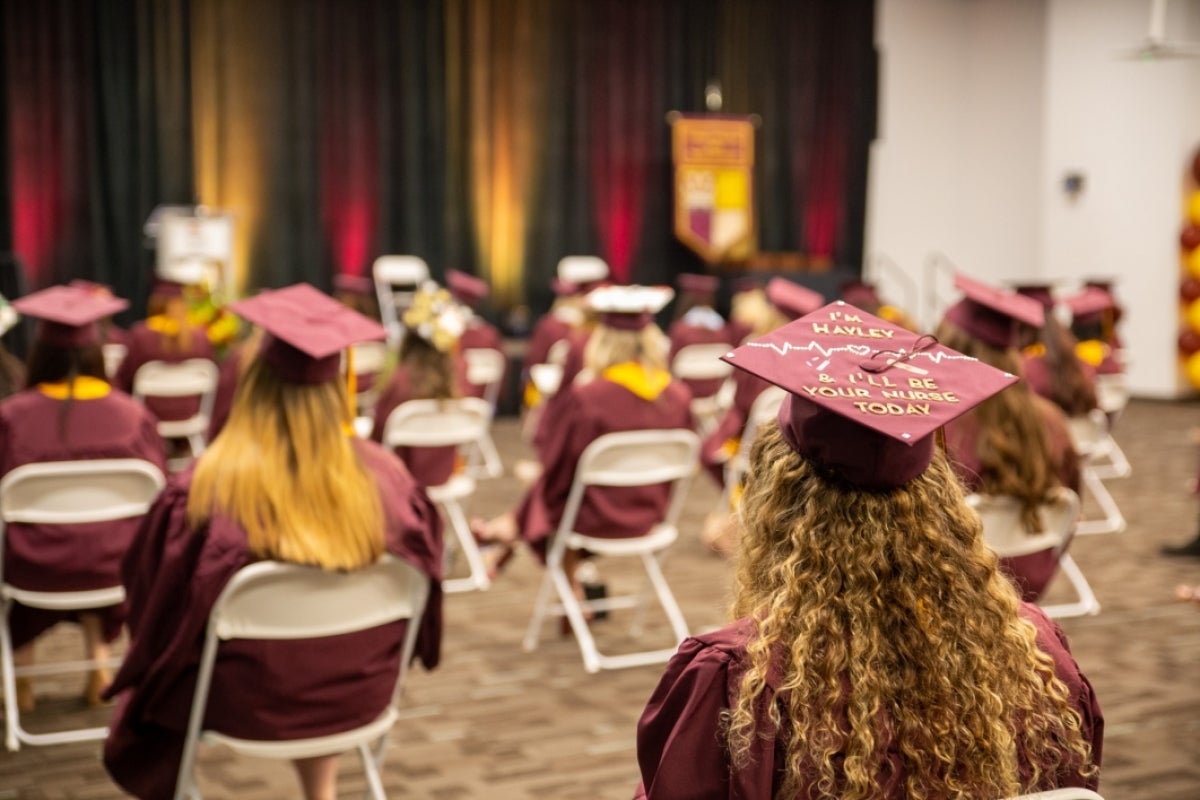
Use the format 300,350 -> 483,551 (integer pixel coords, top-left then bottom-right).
557,256 -> 609,288
229,283 -> 387,384
446,269 -> 490,308
587,285 -> 674,331
722,301 -> 1018,490
402,283 -> 467,352
1064,286 -> 1116,321
766,278 -> 824,320
942,273 -> 1045,348
332,273 -> 374,297
839,278 -> 882,309
13,285 -> 129,348
676,273 -> 719,300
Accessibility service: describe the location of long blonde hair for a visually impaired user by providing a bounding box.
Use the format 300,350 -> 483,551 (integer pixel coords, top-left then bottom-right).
187,357 -> 384,570
726,425 -> 1095,799
937,320 -> 1061,530
583,323 -> 668,374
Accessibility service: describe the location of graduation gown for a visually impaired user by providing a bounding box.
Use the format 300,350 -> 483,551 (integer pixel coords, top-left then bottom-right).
667,309 -> 736,399
1021,351 -> 1098,417
103,437 -> 443,800
699,369 -> 773,487
459,317 -> 509,401
113,320 -> 217,423
515,366 -> 693,560
370,359 -> 470,488
532,329 -> 592,461
0,383 -> 166,648
943,395 -> 1082,601
635,603 -> 1104,799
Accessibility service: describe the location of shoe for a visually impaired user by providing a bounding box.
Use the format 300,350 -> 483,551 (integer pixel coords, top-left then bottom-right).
16,677 -> 34,713
84,668 -> 112,708
1162,538 -> 1200,557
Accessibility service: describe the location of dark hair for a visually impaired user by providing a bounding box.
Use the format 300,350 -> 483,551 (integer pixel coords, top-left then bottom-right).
397,335 -> 458,400
24,340 -> 109,444
1039,316 -> 1097,417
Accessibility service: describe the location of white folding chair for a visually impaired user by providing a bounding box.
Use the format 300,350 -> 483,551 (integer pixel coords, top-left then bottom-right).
462,347 -> 506,479
1067,409 -> 1127,535
373,256 -> 430,347
346,340 -> 392,419
670,342 -> 735,437
101,342 -> 127,380
0,458 -> 165,751
721,386 -> 787,510
1090,375 -> 1132,479
383,398 -> 494,593
1003,789 -> 1105,800
523,429 -> 700,673
556,255 -> 609,286
966,488 -> 1098,619
173,556 -> 429,800
132,358 -> 219,469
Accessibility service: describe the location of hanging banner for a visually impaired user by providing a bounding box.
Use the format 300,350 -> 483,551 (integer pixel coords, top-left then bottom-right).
671,114 -> 756,264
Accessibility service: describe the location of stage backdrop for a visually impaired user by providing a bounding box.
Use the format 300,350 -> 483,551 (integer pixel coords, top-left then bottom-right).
1,0 -> 876,318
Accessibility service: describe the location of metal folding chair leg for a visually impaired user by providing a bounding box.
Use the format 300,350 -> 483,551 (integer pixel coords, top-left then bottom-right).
1092,438 -> 1131,480
437,498 -> 490,594
1041,554 -> 1101,619
1075,467 -> 1126,536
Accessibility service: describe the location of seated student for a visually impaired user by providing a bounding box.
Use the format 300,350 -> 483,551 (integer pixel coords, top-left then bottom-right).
635,301 -> 1103,799
667,272 -> 735,400
1067,284 -> 1124,376
838,277 -> 920,331
113,274 -> 216,428
1,285 -> 166,711
103,285 -> 444,800
370,283 -> 469,487
471,285 -> 692,588
1014,283 -> 1098,419
523,256 -> 609,410
936,275 -> 1081,601
446,268 -> 508,400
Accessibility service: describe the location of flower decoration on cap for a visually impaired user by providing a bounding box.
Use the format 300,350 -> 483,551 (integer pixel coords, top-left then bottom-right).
722,301 -> 1018,491
587,284 -> 674,331
402,282 -> 467,353
557,255 -> 610,288
13,285 -> 128,348
942,273 -> 1045,349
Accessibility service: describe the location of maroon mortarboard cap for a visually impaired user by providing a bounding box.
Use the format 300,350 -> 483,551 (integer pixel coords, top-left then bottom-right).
766,278 -> 824,320
332,273 -> 374,296
722,301 -> 1018,491
1064,286 -> 1115,321
557,255 -> 609,289
229,283 -> 387,385
551,277 -> 580,297
446,269 -> 490,307
676,273 -> 719,298
14,285 -> 129,348
588,285 -> 674,331
839,279 -> 882,309
1081,278 -> 1123,324
1011,283 -> 1058,312
942,273 -> 1045,348
732,276 -> 765,294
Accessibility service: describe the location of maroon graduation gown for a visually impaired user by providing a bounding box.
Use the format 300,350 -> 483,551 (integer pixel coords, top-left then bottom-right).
103,437 -> 443,800
460,318 -> 509,400
943,395 -> 1082,601
635,603 -> 1103,799
667,318 -> 736,399
532,329 -> 592,461
0,387 -> 166,648
370,360 -> 469,487
1022,353 -> 1098,417
699,369 -> 772,487
525,310 -> 576,372
113,321 -> 217,423
515,373 -> 693,561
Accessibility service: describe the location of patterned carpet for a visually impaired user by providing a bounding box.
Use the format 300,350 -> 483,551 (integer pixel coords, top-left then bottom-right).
2,398 -> 1199,799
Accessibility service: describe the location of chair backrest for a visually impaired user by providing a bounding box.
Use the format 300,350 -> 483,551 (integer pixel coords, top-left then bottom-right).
373,256 -> 430,344
528,363 -> 564,397
348,340 -> 390,377
1002,789 -> 1105,800
558,429 -> 700,540
1093,373 -> 1128,415
1066,408 -> 1110,459
671,342 -> 734,382
0,459 -> 166,587
966,487 -> 1080,558
132,359 -> 219,403
463,347 -> 505,407
382,397 -> 493,450
101,343 -> 128,380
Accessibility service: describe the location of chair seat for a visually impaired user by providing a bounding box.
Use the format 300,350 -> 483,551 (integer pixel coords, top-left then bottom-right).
566,524 -> 679,556
426,474 -> 476,503
2,584 -> 124,612
201,707 -> 397,761
157,416 -> 210,438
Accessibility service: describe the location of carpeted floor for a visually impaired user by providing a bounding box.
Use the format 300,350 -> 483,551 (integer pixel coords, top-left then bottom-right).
2,398 -> 1199,799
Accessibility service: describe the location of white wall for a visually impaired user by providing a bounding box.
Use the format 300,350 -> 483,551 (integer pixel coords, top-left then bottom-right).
870,0 -> 1200,397
867,0 -> 1047,329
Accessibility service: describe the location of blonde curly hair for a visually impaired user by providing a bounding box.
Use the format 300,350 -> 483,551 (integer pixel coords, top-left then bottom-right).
725,424 -> 1095,799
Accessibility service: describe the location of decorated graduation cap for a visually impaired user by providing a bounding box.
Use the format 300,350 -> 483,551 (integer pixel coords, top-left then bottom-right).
766,277 -> 824,320
230,283 -> 386,384
557,255 -> 610,289
402,282 -> 467,352
942,273 -> 1045,349
588,284 -> 674,331
446,269 -> 490,308
722,301 -> 1018,490
13,284 -> 129,348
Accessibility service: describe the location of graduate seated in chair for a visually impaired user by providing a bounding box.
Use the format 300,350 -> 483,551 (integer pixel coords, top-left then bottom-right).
2,285 -> 166,710
103,284 -> 443,800
634,301 -> 1103,799
471,285 -> 693,596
